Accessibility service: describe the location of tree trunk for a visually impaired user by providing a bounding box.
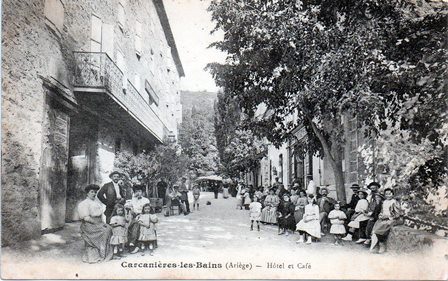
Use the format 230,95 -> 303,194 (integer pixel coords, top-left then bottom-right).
308,118 -> 347,204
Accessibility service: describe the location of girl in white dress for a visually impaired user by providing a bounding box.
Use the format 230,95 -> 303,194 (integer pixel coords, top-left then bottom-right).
328,202 -> 347,245
137,203 -> 158,256
249,197 -> 262,231
296,194 -> 321,244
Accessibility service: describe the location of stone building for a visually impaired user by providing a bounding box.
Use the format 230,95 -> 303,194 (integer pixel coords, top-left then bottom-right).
1,0 -> 184,245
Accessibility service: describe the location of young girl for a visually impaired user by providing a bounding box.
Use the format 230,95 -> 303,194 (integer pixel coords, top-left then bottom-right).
328,202 -> 347,245
343,189 -> 369,242
249,197 -> 262,231
109,204 -> 130,256
296,194 -> 321,244
192,185 -> 201,211
243,188 -> 252,210
137,203 -> 158,256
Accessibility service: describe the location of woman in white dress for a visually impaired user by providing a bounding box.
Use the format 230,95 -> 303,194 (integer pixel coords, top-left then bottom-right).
296,194 -> 321,244
77,184 -> 113,263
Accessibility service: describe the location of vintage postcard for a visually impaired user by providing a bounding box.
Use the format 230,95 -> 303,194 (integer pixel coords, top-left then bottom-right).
1,0 -> 447,279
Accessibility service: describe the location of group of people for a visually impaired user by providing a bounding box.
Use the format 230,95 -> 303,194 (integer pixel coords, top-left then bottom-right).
77,172 -> 203,264
242,178 -> 403,254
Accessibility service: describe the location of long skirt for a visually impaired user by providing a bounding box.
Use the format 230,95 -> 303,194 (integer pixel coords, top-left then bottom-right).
223,188 -> 229,198
80,220 -> 113,263
296,219 -> 321,239
278,215 -> 296,231
294,207 -> 305,224
260,207 -> 277,224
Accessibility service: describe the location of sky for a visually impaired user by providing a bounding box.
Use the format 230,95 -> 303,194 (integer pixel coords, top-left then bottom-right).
164,0 -> 226,92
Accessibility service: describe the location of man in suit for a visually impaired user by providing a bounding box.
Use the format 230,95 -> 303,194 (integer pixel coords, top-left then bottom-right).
97,171 -> 126,223
317,187 -> 336,234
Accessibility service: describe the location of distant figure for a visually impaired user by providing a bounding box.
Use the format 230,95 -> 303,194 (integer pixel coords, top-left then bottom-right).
157,180 -> 168,204
222,184 -> 229,199
179,177 -> 190,214
213,182 -> 219,199
306,175 -> 316,197
192,185 -> 201,211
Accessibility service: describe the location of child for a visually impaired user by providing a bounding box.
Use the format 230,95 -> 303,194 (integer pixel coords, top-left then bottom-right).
249,197 -> 262,231
109,204 -> 130,257
296,194 -> 321,244
243,189 -> 252,210
136,203 -> 158,256
192,185 -> 201,211
328,202 -> 347,245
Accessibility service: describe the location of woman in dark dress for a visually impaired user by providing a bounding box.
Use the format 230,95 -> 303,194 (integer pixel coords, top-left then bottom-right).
277,193 -> 296,236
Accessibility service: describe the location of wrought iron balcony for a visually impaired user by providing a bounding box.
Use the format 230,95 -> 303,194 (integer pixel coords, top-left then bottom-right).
73,52 -> 168,143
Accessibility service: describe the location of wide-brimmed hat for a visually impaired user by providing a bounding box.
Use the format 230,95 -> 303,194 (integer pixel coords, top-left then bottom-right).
109,170 -> 122,178
357,188 -> 368,197
320,187 -> 328,194
350,184 -> 360,190
367,181 -> 381,189
383,187 -> 395,195
85,184 -> 100,192
132,184 -> 145,192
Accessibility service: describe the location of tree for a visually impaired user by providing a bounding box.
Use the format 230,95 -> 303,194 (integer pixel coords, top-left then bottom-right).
179,106 -> 220,178
208,0 -> 447,203
214,90 -> 267,178
114,143 -> 189,196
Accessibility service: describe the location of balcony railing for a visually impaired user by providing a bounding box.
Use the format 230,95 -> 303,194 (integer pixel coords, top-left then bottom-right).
73,52 -> 168,142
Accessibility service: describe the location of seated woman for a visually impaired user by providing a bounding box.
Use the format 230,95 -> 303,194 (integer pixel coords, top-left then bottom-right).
370,188 -> 403,254
294,190 -> 308,224
342,189 -> 369,242
260,188 -> 280,224
296,194 -> 321,244
277,193 -> 296,236
77,184 -> 113,263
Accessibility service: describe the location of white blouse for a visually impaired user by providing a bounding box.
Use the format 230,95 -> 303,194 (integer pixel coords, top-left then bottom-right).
77,198 -> 103,219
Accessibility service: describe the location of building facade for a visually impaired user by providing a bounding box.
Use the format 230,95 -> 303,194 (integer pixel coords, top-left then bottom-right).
1,0 -> 184,245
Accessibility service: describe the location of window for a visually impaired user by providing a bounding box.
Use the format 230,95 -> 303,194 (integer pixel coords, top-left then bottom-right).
135,21 -> 142,56
118,0 -> 125,30
44,0 -> 64,33
145,79 -> 159,106
101,23 -> 114,58
90,14 -> 102,52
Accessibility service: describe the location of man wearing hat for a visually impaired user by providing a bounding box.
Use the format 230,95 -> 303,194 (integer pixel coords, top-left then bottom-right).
344,184 -> 361,220
97,171 -> 126,223
317,187 -> 336,234
366,181 -> 380,203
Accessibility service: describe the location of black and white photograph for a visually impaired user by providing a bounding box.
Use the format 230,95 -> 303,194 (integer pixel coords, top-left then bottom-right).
1,0 -> 447,279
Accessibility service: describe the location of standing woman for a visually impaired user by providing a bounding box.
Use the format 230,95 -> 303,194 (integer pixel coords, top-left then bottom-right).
222,184 -> 230,199
260,188 -> 280,224
77,184 -> 113,263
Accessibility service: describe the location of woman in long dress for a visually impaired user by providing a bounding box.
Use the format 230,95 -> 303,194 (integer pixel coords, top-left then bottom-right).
77,184 -> 113,263
260,188 -> 280,224
277,193 -> 296,236
222,184 -> 229,199
296,194 -> 321,244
